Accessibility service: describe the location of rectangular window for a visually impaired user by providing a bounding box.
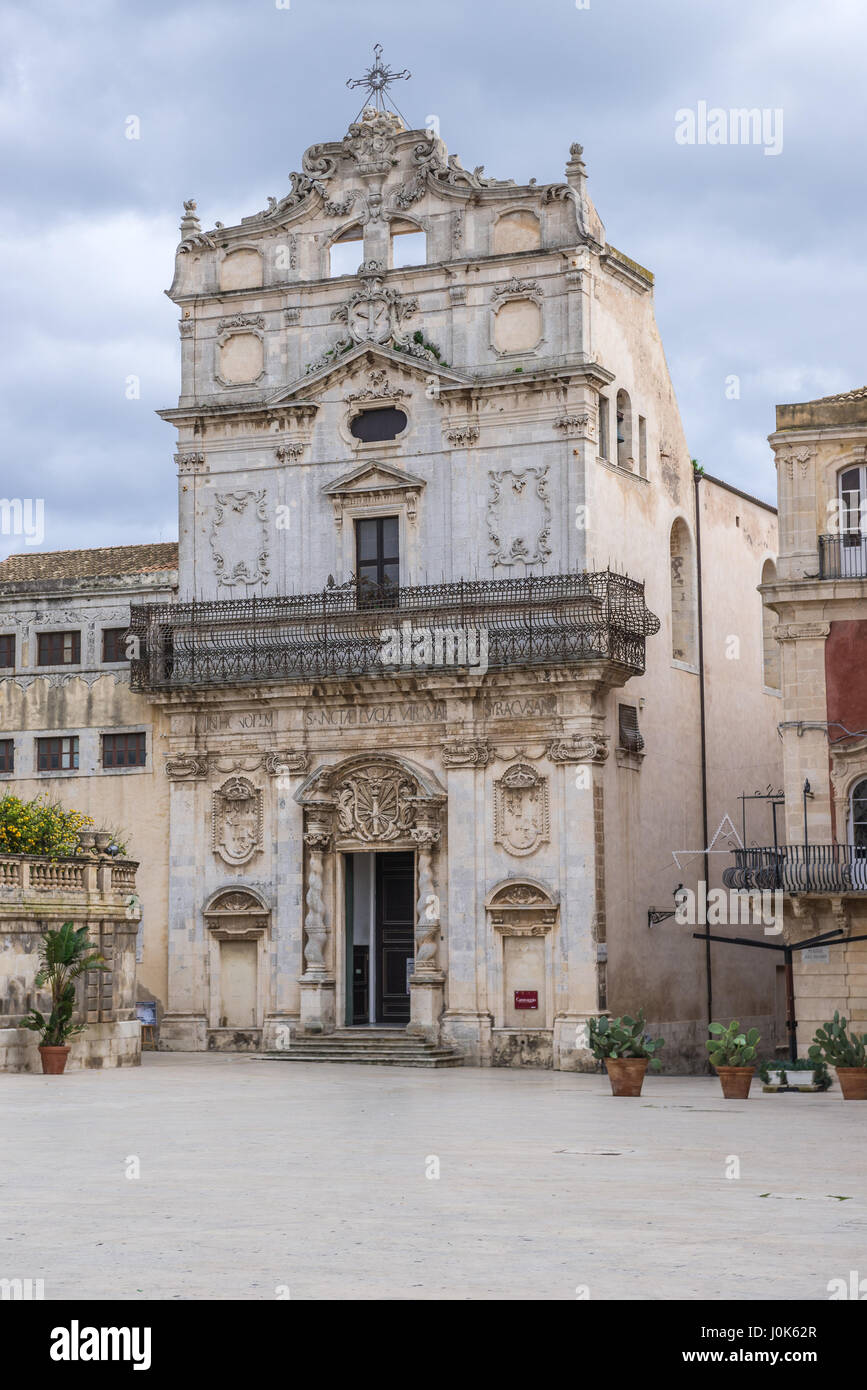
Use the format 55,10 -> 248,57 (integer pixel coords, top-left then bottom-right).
36,736 -> 79,771
638,416 -> 647,478
102,732 -> 146,768
355,516 -> 400,608
598,397 -> 610,460
618,704 -> 645,752
0,634 -> 14,668
102,628 -> 129,663
37,631 -> 80,666
0,739 -> 13,772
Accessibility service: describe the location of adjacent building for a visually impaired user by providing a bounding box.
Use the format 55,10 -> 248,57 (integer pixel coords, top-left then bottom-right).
729,387 -> 867,1052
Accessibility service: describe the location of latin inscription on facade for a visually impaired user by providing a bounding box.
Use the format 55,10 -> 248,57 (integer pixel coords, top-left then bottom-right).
305,701 -> 447,728
483,696 -> 558,719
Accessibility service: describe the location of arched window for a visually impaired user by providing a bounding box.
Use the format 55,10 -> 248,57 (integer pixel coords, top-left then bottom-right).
616,389 -> 633,470
850,780 -> 867,851
836,464 -> 867,578
670,518 -> 697,666
850,781 -> 867,887
761,559 -> 780,690
390,221 -> 426,269
329,225 -> 363,279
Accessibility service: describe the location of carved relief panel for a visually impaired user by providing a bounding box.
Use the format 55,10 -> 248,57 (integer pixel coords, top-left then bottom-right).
212,777 -> 264,865
494,764 -> 550,857
487,467 -> 552,568
209,490 -> 270,591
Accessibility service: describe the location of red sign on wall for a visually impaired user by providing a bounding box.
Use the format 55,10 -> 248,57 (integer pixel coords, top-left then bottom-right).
514,990 -> 539,1010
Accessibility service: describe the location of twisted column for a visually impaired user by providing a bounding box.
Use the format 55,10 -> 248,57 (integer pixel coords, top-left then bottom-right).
411,824 -> 441,974
302,826 -> 331,975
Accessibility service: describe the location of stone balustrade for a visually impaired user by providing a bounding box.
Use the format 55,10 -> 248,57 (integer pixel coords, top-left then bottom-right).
0,852 -> 141,1072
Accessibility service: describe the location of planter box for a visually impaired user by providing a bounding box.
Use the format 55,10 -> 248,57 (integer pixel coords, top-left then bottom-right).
762,1068 -> 820,1092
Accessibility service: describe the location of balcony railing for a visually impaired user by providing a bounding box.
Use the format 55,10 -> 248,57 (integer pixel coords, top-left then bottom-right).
818,534 -> 867,579
129,570 -> 660,692
723,844 -> 867,894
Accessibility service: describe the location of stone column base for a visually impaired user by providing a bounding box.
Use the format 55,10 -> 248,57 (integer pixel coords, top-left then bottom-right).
406,972 -> 445,1041
159,1013 -> 208,1051
440,1009 -> 493,1065
299,977 -> 336,1035
553,1012 -> 599,1072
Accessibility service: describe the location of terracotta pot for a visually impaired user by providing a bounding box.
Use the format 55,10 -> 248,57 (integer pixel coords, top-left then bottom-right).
604,1057 -> 649,1096
836,1067 -> 867,1100
38,1045 -> 70,1075
715,1065 -> 754,1099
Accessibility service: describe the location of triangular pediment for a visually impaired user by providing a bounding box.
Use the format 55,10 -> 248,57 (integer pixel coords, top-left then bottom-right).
268,343 -> 466,407
322,459 -> 427,499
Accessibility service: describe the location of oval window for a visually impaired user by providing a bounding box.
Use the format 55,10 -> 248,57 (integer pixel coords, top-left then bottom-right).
350,407 -> 408,443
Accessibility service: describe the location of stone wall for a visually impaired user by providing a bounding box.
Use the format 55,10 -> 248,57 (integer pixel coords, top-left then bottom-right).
0,853 -> 141,1071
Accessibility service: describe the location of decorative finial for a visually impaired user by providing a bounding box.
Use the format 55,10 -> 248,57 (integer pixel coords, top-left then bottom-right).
346,43 -> 411,114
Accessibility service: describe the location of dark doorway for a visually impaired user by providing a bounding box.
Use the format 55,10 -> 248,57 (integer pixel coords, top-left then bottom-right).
375,851 -> 414,1024
345,850 -> 414,1025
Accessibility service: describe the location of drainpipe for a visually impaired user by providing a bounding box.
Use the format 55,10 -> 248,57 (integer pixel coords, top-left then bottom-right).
693,467 -> 713,1037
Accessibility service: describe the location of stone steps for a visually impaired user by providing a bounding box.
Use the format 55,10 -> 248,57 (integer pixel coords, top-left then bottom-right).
256,1030 -> 465,1068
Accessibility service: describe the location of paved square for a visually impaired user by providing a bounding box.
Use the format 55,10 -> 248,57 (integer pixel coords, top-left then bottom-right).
2,1055 -> 863,1300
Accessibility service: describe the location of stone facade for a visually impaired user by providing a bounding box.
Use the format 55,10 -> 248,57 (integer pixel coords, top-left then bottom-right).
755,386 -> 867,1050
0,852 -> 141,1071
1,99 -> 786,1069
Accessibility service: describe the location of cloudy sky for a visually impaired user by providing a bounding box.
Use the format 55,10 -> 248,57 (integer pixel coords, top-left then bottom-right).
1,0 -> 865,558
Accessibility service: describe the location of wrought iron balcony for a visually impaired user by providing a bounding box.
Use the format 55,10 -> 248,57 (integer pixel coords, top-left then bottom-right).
723,844 -> 867,894
818,534 -> 867,579
128,570 -> 660,692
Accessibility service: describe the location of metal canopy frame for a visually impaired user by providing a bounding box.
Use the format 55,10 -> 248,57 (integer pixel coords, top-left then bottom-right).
692,927 -> 867,1064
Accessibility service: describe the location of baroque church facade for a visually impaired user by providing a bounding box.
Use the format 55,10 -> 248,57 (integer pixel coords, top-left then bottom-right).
0,81 -> 785,1069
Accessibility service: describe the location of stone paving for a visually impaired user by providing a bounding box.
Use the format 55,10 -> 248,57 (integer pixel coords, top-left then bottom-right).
2,1054 -> 864,1300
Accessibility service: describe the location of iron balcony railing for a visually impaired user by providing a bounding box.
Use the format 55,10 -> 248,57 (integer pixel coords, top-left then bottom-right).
128,570 -> 660,692
723,844 -> 867,894
818,534 -> 867,579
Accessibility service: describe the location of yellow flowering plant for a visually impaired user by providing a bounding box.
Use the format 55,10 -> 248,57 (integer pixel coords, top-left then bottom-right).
0,795 -> 94,859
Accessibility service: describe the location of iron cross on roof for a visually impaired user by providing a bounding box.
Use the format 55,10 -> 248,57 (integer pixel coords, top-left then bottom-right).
347,43 -> 411,114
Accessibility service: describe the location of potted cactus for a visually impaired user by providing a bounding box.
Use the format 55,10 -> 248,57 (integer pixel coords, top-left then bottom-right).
706,1020 -> 760,1098
18,922 -> 107,1074
808,1013 -> 867,1100
588,1011 -> 665,1095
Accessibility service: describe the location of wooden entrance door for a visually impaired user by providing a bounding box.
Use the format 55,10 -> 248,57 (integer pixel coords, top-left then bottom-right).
375,852 -> 414,1024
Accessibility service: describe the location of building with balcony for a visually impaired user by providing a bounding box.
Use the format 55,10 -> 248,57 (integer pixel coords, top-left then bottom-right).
1,79 -> 785,1068
729,386 -> 867,1050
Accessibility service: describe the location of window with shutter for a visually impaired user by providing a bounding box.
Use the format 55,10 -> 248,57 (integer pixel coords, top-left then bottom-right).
618,703 -> 644,752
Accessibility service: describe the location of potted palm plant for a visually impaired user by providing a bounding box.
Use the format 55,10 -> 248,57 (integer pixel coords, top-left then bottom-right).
809,1013 -> 867,1100
706,1020 -> 760,1098
18,922 -> 107,1074
588,1011 -> 665,1095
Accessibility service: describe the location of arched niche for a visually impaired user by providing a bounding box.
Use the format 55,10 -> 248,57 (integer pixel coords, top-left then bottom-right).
492,209 -> 541,255
670,517 -> 698,667
760,558 -> 781,690
485,879 -> 559,1033
203,888 -> 271,1034
219,247 -> 263,291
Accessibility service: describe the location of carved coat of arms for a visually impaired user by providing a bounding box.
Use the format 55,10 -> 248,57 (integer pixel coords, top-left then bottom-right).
494,764 -> 550,857
335,767 -> 415,842
212,776 -> 263,865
